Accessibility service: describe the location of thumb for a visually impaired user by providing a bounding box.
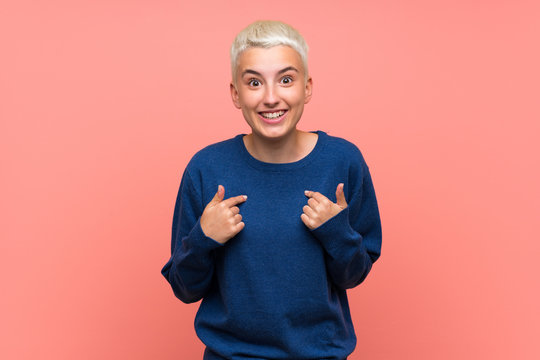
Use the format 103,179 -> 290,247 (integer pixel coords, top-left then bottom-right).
335,183 -> 347,208
210,185 -> 225,204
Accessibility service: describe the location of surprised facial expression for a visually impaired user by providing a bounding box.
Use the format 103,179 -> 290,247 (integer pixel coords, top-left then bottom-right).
230,45 -> 313,141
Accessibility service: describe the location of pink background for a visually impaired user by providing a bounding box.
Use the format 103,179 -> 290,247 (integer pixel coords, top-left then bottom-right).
2,1 -> 539,359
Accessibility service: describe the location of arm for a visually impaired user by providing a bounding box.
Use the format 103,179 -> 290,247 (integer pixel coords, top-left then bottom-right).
305,161 -> 382,290
160,170 -> 223,304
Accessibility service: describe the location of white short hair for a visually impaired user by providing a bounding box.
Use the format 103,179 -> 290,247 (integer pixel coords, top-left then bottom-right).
230,20 -> 309,84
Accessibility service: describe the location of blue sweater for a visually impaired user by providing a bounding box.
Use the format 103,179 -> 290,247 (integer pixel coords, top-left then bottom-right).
161,131 -> 382,360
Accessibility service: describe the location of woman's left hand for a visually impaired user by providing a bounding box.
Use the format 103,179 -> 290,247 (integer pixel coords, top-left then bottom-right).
301,183 -> 348,230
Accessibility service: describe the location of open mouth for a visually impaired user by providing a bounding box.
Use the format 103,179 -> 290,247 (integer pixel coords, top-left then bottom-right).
258,110 -> 287,123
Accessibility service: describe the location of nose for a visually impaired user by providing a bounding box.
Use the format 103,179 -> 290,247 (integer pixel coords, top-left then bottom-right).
263,85 -> 279,107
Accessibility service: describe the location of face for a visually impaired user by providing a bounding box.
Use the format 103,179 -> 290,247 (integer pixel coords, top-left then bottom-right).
230,45 -> 313,141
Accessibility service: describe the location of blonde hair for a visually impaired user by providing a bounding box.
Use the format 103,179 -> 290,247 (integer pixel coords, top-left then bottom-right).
230,20 -> 309,84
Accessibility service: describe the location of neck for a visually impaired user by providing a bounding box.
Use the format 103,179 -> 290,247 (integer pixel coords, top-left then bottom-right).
243,130 -> 317,163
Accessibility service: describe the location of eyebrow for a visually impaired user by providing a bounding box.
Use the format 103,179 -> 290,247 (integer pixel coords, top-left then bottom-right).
241,66 -> 299,77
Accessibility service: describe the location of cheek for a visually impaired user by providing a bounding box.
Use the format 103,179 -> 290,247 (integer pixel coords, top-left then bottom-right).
241,108 -> 257,125
288,93 -> 306,107
289,86 -> 307,103
239,93 -> 260,109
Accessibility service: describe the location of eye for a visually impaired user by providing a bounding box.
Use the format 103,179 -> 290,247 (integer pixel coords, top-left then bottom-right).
280,76 -> 293,84
248,79 -> 261,87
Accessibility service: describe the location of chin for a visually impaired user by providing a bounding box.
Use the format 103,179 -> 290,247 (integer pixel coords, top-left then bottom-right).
257,128 -> 296,140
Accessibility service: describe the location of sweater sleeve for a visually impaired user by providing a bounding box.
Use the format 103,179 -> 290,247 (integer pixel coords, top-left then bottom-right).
161,168 -> 223,303
310,160 -> 382,290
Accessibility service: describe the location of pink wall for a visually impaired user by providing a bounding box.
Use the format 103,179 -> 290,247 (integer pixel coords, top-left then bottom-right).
2,1 -> 539,359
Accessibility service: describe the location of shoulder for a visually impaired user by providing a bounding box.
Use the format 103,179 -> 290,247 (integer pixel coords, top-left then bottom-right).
185,135 -> 241,170
180,135 -> 244,189
319,131 -> 368,169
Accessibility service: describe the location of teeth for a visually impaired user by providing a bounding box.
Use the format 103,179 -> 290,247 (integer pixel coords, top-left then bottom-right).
260,110 -> 285,119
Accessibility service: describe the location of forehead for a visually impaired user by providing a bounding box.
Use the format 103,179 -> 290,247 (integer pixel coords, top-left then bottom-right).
236,45 -> 304,76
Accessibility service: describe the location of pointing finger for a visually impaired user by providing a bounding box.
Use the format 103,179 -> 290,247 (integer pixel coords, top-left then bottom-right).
223,194 -> 248,207
304,190 -> 329,203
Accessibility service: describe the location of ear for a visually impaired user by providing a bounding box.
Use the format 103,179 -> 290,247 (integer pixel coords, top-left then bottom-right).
230,82 -> 242,109
304,76 -> 313,104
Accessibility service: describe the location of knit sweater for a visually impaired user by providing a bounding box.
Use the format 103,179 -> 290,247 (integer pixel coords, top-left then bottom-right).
161,130 -> 382,360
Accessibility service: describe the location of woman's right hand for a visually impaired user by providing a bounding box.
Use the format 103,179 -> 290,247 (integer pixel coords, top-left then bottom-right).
200,185 -> 247,244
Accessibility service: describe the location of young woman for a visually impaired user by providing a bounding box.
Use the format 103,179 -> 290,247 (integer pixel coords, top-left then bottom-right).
161,20 -> 382,360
